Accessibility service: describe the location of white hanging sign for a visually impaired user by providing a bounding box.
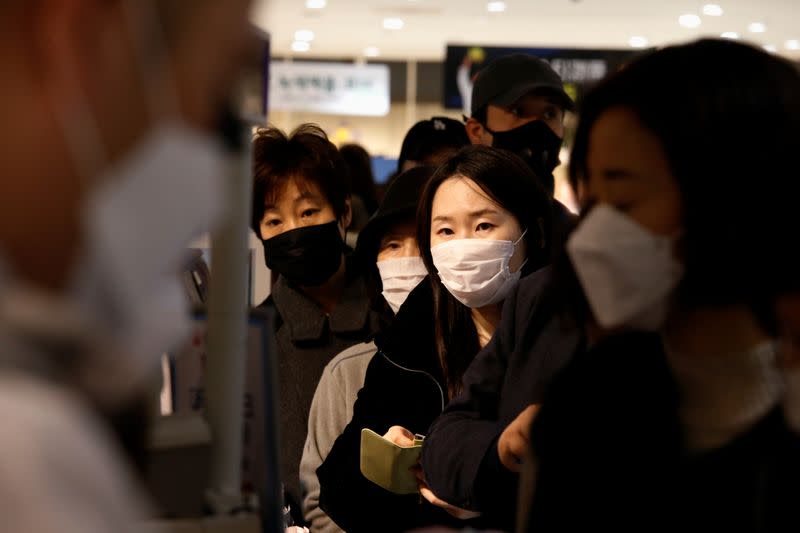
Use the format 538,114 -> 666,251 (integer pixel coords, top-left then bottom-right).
269,61 -> 391,117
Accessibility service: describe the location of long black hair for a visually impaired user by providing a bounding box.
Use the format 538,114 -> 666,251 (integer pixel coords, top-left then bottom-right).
417,145 -> 553,398
568,38 -> 800,309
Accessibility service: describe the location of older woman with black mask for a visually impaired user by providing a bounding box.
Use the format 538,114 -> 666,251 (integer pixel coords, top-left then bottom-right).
252,125 -> 382,523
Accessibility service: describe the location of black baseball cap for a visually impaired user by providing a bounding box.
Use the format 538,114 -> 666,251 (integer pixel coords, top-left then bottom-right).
397,117 -> 469,171
471,54 -> 575,117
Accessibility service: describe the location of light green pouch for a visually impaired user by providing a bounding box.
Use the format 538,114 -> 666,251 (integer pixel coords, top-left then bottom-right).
359,428 -> 424,495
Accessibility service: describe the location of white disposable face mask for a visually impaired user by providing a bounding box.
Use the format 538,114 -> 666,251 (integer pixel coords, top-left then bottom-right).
566,204 -> 684,331
376,256 -> 428,314
58,2 -> 228,405
431,231 -> 526,309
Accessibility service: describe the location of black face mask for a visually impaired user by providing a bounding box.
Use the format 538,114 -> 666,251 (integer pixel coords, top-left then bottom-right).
262,221 -> 345,286
488,120 -> 563,196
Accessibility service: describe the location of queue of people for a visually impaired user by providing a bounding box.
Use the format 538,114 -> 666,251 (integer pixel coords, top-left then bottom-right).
257,38 -> 800,533
0,1 -> 798,531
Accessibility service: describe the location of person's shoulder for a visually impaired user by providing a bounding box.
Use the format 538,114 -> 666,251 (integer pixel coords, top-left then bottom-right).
517,265 -> 555,302
325,341 -> 377,378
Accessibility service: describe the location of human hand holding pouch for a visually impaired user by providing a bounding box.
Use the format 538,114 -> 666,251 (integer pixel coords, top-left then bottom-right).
360,428 -> 424,494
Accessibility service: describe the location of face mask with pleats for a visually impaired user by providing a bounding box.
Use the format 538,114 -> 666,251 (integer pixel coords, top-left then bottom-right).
431,230 -> 527,309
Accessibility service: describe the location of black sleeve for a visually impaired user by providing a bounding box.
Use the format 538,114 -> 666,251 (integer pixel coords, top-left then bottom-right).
317,356 -> 430,533
420,276 -> 532,512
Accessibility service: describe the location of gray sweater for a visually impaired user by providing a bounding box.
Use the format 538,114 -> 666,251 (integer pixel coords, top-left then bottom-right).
300,341 -> 376,533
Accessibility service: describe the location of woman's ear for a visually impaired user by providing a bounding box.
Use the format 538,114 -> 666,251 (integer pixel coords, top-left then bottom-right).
340,196 -> 353,232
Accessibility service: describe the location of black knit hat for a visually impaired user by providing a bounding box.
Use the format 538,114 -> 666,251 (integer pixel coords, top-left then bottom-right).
356,166 -> 436,261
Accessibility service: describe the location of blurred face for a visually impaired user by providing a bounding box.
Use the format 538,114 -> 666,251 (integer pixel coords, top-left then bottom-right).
4,0 -> 255,290
584,107 -> 682,237
430,177 -> 527,272
260,177 -> 350,241
167,0 -> 256,131
377,219 -> 419,263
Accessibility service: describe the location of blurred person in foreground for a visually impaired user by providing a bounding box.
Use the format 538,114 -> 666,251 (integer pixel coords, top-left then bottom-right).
0,0 -> 253,531
520,39 -> 800,532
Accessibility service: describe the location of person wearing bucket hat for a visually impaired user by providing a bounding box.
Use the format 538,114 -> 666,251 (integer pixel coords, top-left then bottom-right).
300,166 -> 435,533
466,54 -> 577,244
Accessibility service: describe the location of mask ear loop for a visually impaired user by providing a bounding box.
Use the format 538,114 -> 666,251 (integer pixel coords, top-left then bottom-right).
510,228 -> 529,273
513,228 -> 528,246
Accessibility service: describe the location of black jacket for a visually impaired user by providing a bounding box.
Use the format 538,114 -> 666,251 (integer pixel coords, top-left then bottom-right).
525,331 -> 800,532
260,262 -> 382,518
420,267 -> 582,532
317,279 -> 473,532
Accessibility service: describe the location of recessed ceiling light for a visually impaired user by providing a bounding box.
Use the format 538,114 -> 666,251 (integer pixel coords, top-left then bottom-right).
383,17 -> 404,30
679,14 -> 702,28
748,22 -> 767,33
785,39 -> 800,50
306,0 -> 326,9
487,1 -> 506,12
763,44 -> 778,53
702,4 -> 724,16
291,41 -> 311,52
629,36 -> 649,48
294,29 -> 315,42
364,47 -> 380,58
721,32 -> 740,39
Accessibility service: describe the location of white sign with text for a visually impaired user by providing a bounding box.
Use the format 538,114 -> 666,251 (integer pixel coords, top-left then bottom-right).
269,61 -> 390,117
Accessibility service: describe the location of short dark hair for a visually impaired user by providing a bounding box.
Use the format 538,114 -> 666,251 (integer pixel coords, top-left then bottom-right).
569,38 -> 800,307
417,145 -> 553,398
340,144 -> 379,215
251,124 -> 351,236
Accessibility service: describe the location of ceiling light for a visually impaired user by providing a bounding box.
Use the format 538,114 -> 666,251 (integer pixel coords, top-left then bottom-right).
629,36 -> 649,48
679,14 -> 702,28
748,22 -> 767,33
720,32 -> 740,39
364,46 -> 380,58
702,4 -> 724,16
294,29 -> 315,42
763,44 -> 778,53
383,17 -> 404,30
487,1 -> 506,12
291,41 -> 311,52
306,0 -> 326,9
785,39 -> 800,50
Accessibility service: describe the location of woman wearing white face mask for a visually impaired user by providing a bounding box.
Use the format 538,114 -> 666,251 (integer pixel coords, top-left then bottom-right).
300,166 -> 433,533
317,146 -> 552,532
522,39 -> 800,532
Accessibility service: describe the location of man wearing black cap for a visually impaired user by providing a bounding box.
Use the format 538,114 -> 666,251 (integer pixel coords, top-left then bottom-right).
466,54 -> 576,240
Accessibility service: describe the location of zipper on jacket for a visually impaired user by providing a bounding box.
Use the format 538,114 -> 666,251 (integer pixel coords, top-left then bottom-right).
378,349 -> 445,412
